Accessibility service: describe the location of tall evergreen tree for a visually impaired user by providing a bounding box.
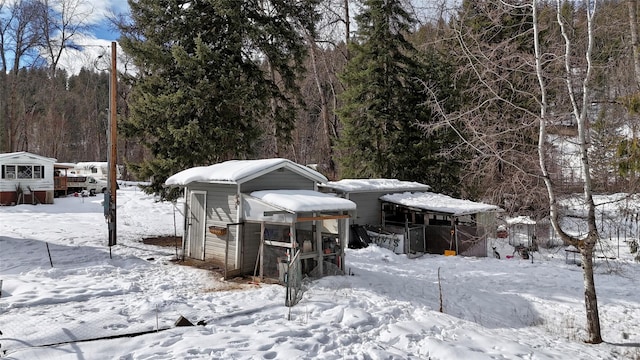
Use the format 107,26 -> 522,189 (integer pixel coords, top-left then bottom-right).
118,0 -> 318,198
336,0 -> 459,193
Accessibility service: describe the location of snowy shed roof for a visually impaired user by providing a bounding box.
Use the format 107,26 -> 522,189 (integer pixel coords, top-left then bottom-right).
243,190 -> 356,222
320,179 -> 430,193
165,158 -> 327,186
251,190 -> 356,213
380,192 -> 502,216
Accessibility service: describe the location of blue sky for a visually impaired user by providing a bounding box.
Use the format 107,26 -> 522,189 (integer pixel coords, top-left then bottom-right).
84,0 -> 128,41
91,19 -> 120,42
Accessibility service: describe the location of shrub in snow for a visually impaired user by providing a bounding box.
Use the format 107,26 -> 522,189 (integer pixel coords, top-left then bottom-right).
629,240 -> 638,254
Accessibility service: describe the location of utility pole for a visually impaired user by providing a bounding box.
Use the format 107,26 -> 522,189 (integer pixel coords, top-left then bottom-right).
107,41 -> 118,247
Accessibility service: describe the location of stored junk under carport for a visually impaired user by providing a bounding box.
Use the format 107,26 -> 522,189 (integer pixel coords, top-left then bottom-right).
319,179 -> 502,257
380,192 -> 502,257
164,159 -> 356,282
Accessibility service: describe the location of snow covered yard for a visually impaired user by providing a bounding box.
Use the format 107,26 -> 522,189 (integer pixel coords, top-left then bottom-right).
1,185 -> 639,359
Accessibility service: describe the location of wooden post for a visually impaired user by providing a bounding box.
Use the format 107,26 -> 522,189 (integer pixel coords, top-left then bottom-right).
108,41 -> 118,247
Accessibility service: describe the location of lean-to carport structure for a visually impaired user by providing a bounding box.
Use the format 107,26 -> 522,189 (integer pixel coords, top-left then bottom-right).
380,192 -> 502,257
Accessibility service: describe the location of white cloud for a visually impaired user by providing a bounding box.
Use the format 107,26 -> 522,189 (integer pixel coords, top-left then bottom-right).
55,34 -> 133,76
46,0 -> 129,26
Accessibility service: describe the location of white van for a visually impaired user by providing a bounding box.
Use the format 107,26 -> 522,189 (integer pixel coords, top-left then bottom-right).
66,176 -> 108,195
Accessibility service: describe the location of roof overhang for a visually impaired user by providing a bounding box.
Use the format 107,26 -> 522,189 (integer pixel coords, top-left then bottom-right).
380,191 -> 502,217
165,158 -> 327,187
242,190 -> 356,223
319,178 -> 431,194
54,163 -> 75,169
0,151 -> 57,163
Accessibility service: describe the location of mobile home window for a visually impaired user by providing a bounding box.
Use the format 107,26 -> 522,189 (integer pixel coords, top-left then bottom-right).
2,165 -> 16,179
1,165 -> 45,179
33,166 -> 44,179
18,165 -> 33,179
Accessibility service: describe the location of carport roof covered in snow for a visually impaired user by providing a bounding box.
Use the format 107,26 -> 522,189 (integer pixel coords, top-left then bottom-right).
320,178 -> 430,193
380,192 -> 502,217
165,158 -> 327,186
243,190 -> 356,222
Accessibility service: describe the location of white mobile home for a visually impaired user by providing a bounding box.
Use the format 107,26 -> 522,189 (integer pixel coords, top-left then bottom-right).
0,152 -> 56,205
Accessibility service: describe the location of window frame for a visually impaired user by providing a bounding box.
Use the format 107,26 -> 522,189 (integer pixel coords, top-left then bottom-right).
2,164 -> 45,180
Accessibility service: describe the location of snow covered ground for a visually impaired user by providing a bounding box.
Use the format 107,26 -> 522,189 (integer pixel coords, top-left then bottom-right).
1,184 -> 639,359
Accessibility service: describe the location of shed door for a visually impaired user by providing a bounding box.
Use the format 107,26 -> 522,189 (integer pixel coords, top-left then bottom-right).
188,190 -> 206,260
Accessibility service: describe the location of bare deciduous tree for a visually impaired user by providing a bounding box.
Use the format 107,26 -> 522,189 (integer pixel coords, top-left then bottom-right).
425,0 -> 605,343
286,0 -> 351,179
629,0 -> 640,89
39,0 -> 91,77
1,0 -> 45,152
533,0 -> 602,343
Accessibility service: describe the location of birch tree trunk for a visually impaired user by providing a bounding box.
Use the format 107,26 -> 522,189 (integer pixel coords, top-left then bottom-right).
532,0 -> 602,344
629,0 -> 640,88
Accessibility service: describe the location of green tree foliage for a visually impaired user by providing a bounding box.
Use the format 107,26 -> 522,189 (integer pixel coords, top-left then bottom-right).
118,0 -> 319,199
336,0 -> 460,193
617,138 -> 640,177
590,107 -> 625,191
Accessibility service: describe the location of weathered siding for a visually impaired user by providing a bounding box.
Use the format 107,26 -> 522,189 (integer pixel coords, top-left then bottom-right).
187,183 -> 239,267
0,154 -> 55,205
0,191 -> 48,205
348,192 -> 383,226
240,169 -> 315,192
476,212 -> 496,239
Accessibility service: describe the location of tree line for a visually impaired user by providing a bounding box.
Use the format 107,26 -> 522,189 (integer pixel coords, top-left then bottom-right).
1,0 -> 639,209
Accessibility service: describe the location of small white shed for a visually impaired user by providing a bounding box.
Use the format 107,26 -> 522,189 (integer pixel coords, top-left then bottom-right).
165,158 -> 356,281
0,152 -> 56,205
